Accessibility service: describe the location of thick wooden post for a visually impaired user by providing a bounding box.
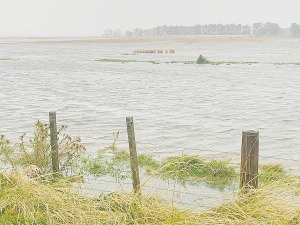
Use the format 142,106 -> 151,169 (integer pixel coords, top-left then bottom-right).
126,116 -> 140,194
240,130 -> 259,189
49,111 -> 59,173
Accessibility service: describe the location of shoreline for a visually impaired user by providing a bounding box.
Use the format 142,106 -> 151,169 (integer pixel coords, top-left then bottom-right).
0,36 -> 298,45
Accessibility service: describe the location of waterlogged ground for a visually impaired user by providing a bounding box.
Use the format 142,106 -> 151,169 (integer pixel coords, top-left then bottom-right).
1,37 -> 300,209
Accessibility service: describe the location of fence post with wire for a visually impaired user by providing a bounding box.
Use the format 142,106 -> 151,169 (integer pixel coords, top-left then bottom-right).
49,111 -> 59,173
126,116 -> 141,194
240,130 -> 259,189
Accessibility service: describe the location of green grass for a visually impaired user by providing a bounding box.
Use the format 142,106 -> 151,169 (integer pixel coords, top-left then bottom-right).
96,58 -> 300,66
157,155 -> 238,189
0,58 -> 12,60
96,59 -> 159,64
81,150 -> 239,189
274,62 -> 300,65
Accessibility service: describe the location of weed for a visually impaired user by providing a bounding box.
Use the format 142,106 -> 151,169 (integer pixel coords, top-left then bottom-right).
0,121 -> 85,173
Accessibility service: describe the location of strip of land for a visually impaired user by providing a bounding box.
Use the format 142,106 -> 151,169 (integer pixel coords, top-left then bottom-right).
0,36 -> 297,45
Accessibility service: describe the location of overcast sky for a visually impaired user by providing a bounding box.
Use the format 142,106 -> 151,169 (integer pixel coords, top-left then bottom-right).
0,0 -> 299,37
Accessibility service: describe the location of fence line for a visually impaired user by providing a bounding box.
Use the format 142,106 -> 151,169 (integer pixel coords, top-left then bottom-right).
1,111 -> 299,211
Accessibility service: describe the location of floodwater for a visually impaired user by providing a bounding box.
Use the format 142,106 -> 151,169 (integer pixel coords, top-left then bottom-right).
1,37 -> 300,209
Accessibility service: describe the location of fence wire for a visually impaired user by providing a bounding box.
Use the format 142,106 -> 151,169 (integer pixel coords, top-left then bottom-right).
1,124 -> 300,213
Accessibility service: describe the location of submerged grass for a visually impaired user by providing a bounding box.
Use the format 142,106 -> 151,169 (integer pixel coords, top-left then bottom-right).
274,62 -> 300,65
96,59 -> 159,64
96,58 -> 262,65
157,155 -> 238,189
82,150 -> 238,189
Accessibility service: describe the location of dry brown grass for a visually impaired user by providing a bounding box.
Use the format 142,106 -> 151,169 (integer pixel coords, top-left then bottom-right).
0,36 -> 296,45
1,166 -> 300,224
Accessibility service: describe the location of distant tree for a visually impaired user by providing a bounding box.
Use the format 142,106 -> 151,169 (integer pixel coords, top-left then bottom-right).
125,31 -> 133,38
113,29 -> 122,38
290,23 -> 300,36
252,23 -> 262,36
241,25 -> 251,36
196,55 -> 209,64
121,22 -> 284,38
133,28 -> 143,38
269,23 -> 280,36
102,29 -> 113,38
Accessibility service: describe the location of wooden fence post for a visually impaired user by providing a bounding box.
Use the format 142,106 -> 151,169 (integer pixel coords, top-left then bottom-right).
126,116 -> 140,194
240,130 -> 259,190
49,111 -> 59,173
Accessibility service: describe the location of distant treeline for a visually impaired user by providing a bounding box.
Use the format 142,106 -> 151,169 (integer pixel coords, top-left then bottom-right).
103,22 -> 300,38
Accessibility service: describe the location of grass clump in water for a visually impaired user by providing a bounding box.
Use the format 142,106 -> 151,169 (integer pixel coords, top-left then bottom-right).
157,155 -> 238,189
81,150 -> 131,179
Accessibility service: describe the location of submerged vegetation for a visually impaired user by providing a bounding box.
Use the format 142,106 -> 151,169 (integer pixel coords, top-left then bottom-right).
81,150 -> 239,190
0,121 -> 290,189
96,57 -> 298,66
0,58 -> 11,60
96,58 -> 159,64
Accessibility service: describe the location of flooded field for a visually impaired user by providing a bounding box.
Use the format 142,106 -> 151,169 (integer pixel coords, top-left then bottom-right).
1,37 -> 300,165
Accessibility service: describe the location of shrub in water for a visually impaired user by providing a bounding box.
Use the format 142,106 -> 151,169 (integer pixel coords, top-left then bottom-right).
196,55 -> 210,64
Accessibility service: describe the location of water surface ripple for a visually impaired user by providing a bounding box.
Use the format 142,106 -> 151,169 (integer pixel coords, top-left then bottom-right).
1,38 -> 300,169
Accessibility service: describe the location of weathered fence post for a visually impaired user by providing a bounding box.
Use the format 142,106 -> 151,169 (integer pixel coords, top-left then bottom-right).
49,111 -> 59,173
240,130 -> 259,190
126,116 -> 140,194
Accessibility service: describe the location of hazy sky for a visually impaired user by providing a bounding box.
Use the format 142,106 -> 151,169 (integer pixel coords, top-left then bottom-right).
0,0 -> 299,37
